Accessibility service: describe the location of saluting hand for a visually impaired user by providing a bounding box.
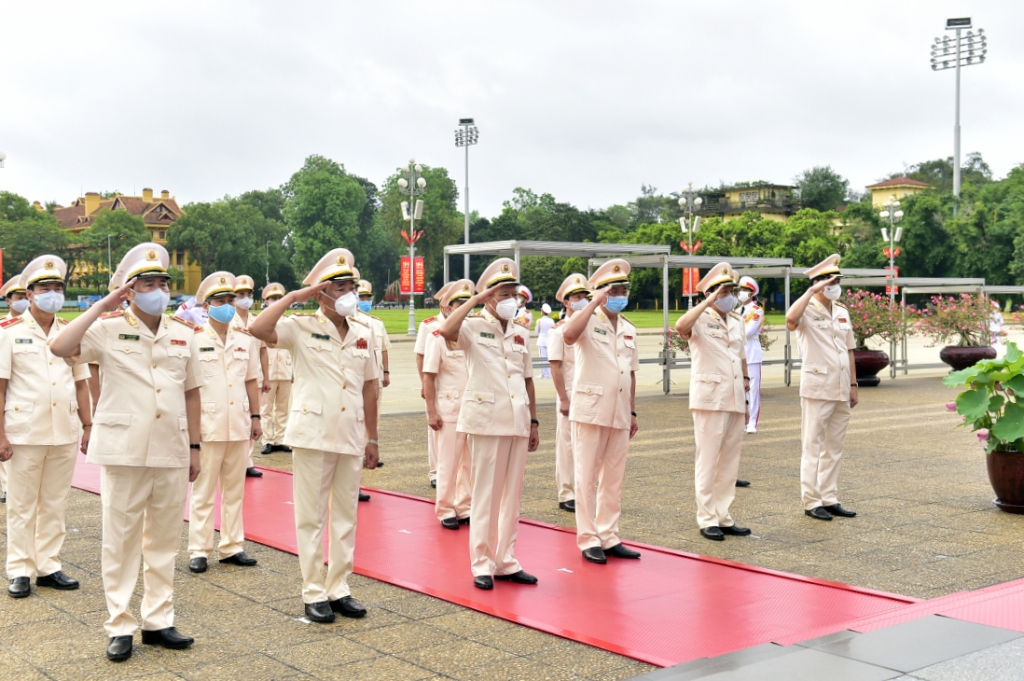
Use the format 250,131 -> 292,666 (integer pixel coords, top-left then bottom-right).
292,281 -> 329,305
101,277 -> 137,311
590,286 -> 610,306
809,275 -> 839,296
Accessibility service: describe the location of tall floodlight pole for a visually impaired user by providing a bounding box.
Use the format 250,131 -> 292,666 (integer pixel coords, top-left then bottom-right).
677,182 -> 703,309
931,18 -> 987,207
454,119 -> 478,280
878,195 -> 904,303
107,234 -> 113,286
399,159 -> 427,335
265,240 -> 271,287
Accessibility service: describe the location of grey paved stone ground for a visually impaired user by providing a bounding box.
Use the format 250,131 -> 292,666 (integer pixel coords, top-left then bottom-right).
2,375 -> 1022,680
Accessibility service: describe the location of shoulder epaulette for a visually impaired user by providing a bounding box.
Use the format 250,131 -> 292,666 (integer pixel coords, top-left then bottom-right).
833,302 -> 847,310
0,316 -> 23,329
236,327 -> 252,335
729,311 -> 743,319
619,314 -> 633,325
515,317 -> 531,328
291,312 -> 315,317
466,312 -> 482,318
348,315 -> 369,327
552,320 -> 565,328
57,316 -> 69,325
170,316 -> 195,329
100,311 -> 124,320
423,316 -> 438,325
369,314 -> 383,322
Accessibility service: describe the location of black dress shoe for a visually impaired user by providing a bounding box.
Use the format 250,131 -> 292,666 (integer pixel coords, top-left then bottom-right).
430,479 -> 437,489
375,460 -> 384,467
582,547 -> 607,564
458,517 -> 470,525
720,525 -> 752,536
188,557 -> 208,573
246,467 -> 263,478
495,570 -> 538,584
440,517 -> 460,530
735,479 -> 751,487
358,492 -> 371,502
805,507 -> 833,521
329,596 -> 367,618
0,491 -> 5,503
141,627 -> 194,649
304,601 -> 335,623
8,577 -> 30,598
220,552 -> 257,566
107,635 -> 133,661
261,443 -> 274,454
700,527 -> 725,541
36,570 -> 79,590
275,444 -> 293,453
605,544 -> 642,559
473,576 -> 493,590
823,503 -> 857,518
559,500 -> 576,512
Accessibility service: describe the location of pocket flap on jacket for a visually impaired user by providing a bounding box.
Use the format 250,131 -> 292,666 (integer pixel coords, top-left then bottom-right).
575,383 -> 604,396
95,411 -> 132,427
465,390 -> 495,404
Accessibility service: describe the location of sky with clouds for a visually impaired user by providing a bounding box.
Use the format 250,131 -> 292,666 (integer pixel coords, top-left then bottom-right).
2,1 -> 1022,216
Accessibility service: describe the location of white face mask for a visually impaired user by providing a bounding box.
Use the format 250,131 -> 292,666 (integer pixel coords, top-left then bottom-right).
10,299 -> 30,314
570,298 -> 589,312
714,295 -> 737,313
132,288 -> 170,316
737,291 -> 751,304
235,296 -> 254,310
823,284 -> 842,301
495,297 -> 519,320
33,290 -> 65,314
331,291 -> 358,317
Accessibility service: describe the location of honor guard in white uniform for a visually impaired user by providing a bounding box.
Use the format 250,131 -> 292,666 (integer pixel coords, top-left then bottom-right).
1,256 -> 91,599
738,276 -> 763,436
231,275 -> 266,478
548,274 -> 591,513
675,263 -> 752,541
438,259 -> 540,590
0,274 -> 29,505
51,243 -> 204,661
786,255 -> 859,521
186,273 -> 263,574
416,282 -> 454,487
259,283 -> 293,455
249,248 -> 379,624
423,279 -> 474,528
561,260 -> 642,563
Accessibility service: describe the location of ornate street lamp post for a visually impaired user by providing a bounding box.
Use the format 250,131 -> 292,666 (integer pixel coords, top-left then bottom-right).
879,195 -> 904,303
677,182 -> 703,309
398,159 -> 426,335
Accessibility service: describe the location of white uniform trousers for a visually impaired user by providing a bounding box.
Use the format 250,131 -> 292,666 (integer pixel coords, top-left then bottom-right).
692,410 -> 745,529
427,425 -> 437,483
572,423 -> 630,551
5,443 -> 78,579
434,422 -> 472,521
467,434 -> 528,577
100,465 -> 189,637
555,408 -> 575,503
261,380 -> 292,446
538,344 -> 551,379
0,459 -> 7,497
746,363 -> 762,431
292,448 -> 362,604
188,440 -> 249,559
800,397 -> 852,510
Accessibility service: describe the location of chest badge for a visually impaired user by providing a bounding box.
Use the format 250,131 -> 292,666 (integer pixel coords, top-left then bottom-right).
480,332 -> 495,339
356,338 -> 368,350
514,335 -> 525,346
14,338 -> 32,344
170,339 -> 187,346
708,323 -> 721,330
594,328 -> 607,336
200,347 -> 216,352
118,334 -> 140,341
312,333 -> 330,341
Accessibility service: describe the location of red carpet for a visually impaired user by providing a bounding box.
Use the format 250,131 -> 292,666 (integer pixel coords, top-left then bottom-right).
71,454 -> 921,667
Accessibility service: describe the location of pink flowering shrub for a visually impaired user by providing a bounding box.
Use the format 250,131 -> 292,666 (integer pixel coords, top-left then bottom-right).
843,290 -> 908,350
916,294 -> 993,347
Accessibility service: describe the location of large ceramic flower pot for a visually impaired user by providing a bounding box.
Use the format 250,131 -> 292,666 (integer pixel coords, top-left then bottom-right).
939,345 -> 996,372
853,349 -> 889,388
986,450 -> 1024,514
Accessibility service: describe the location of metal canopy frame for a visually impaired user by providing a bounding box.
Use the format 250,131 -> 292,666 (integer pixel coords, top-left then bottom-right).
442,240 -> 670,282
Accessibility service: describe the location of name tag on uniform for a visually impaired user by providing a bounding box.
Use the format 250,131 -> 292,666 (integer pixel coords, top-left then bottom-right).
707,323 -> 720,330
119,334 -> 140,341
594,328 -> 607,335
514,335 -> 525,346
356,338 -> 368,349
312,333 -> 330,340
813,316 -> 826,321
480,332 -> 495,339
14,338 -> 31,344
171,339 -> 187,346
200,347 -> 216,352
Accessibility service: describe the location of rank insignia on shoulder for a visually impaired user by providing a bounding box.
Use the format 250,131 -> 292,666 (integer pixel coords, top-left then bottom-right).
432,330 -> 440,336
312,333 -> 330,340
356,338 -> 368,349
118,334 -> 140,341
348,316 -> 368,327
200,347 -> 216,352
171,339 -> 187,346
170,316 -> 194,328
514,335 -> 525,346
423,316 -> 437,325
515,317 -> 530,327
14,338 -> 31,344
99,311 -> 123,320
480,331 -> 495,339
594,328 -> 607,335
0,317 -> 23,328
194,326 -> 204,333
236,327 -> 251,335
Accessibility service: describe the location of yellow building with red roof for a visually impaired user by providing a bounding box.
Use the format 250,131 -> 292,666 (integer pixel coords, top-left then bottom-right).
865,177 -> 931,208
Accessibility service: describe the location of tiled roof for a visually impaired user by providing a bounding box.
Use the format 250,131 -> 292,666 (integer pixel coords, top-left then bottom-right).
866,177 -> 930,189
49,192 -> 183,230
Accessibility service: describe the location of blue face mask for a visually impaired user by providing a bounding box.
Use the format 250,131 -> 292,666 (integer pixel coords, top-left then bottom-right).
208,303 -> 236,324
605,296 -> 629,313
358,300 -> 372,314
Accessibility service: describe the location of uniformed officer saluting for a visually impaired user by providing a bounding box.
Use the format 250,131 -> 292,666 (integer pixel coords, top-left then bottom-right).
0,274 -> 29,505
187,272 -> 263,574
675,263 -> 752,541
51,243 -> 204,662
1,256 -> 91,598
249,247 -> 379,624
423,279 -> 474,529
561,259 -> 642,564
786,254 -> 859,521
438,258 -> 540,591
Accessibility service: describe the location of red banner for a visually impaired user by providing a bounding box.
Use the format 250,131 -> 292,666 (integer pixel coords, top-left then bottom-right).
400,256 -> 425,294
682,268 -> 700,296
885,266 -> 899,295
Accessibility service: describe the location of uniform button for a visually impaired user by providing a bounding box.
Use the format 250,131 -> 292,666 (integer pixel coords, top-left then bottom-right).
619,388 -> 623,392
477,396 -> 482,402
52,401 -> 57,406
230,401 -> 234,405
340,366 -> 345,370
156,413 -> 161,418
52,381 -> 56,385
302,406 -> 308,412
156,388 -> 161,393
152,363 -> 157,368
587,388 -> 592,394
228,383 -> 233,387
125,346 -> 130,351
14,406 -> 19,411
508,374 -> 511,378
49,361 -> 54,365
46,340 -> 51,346
510,394 -> 514,399
341,407 -> 346,412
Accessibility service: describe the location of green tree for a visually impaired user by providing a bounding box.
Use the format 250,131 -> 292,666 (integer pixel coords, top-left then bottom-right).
77,209 -> 150,289
0,192 -> 71,277
796,166 -> 850,211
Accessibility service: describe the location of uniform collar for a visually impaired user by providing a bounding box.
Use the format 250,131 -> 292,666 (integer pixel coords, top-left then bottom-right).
203,322 -> 236,347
